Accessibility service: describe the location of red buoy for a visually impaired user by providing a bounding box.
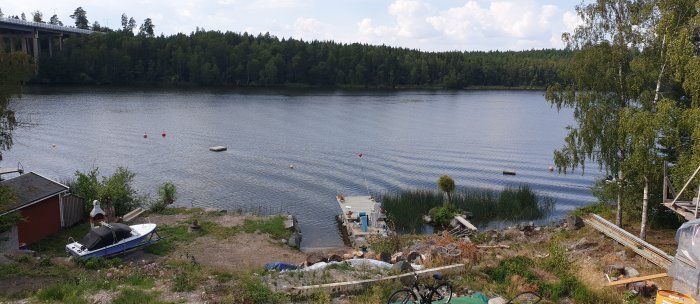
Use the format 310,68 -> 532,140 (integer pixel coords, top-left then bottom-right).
161,131 -> 166,138
143,132 -> 148,138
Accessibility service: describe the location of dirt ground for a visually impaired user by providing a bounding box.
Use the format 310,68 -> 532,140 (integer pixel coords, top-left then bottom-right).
176,233 -> 307,271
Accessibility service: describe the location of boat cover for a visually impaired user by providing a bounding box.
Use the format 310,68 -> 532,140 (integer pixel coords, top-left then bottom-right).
79,223 -> 133,251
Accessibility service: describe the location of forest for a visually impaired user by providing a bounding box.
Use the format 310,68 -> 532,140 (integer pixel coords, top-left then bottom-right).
33,30 -> 571,88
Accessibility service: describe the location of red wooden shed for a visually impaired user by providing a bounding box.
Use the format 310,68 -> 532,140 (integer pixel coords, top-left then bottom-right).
0,172 -> 69,246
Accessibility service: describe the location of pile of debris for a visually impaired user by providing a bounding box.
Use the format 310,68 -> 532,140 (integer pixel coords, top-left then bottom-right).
605,264 -> 659,297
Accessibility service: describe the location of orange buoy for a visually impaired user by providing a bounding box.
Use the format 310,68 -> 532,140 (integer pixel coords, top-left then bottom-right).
549,166 -> 554,172
161,131 -> 166,138
143,132 -> 148,138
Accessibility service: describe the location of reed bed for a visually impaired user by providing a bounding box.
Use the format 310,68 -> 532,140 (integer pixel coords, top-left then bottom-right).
382,185 -> 553,233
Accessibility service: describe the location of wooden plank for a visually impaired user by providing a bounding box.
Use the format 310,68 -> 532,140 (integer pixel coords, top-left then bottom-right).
454,216 -> 477,231
289,264 -> 466,296
123,207 -> 145,222
605,273 -> 668,286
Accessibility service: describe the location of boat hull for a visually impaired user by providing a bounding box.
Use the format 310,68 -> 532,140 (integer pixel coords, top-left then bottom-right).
66,223 -> 157,258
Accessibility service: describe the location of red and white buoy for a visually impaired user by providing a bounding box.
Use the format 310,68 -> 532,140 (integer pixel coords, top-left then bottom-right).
161,130 -> 166,138
143,132 -> 148,139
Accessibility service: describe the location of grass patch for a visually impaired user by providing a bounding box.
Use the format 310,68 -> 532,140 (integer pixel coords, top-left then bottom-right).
169,260 -> 206,292
383,185 -> 553,232
239,216 -> 291,240
36,283 -> 89,304
485,240 -> 623,303
146,215 -> 291,255
113,288 -> 164,304
122,275 -> 155,289
230,272 -> 288,303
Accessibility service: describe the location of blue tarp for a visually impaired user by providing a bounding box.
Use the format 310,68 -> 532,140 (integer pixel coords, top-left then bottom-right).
264,262 -> 299,271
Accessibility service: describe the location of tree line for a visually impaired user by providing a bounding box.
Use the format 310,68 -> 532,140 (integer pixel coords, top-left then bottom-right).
0,7 -> 569,88
35,30 -> 570,88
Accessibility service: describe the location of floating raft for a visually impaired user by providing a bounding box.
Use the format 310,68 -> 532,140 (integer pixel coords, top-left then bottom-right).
209,146 -> 227,152
502,170 -> 516,175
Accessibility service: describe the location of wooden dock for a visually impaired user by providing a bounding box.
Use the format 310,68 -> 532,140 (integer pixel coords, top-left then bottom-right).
336,195 -> 388,246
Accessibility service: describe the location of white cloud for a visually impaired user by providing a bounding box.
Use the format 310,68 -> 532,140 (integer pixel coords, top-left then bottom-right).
291,17 -> 334,41
357,0 -> 575,51
247,0 -> 308,9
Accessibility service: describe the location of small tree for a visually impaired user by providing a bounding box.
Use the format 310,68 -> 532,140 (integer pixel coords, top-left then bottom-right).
49,14 -> 63,26
138,18 -> 155,37
31,10 -> 43,23
70,7 -> 89,29
149,182 -> 177,212
437,175 -> 455,206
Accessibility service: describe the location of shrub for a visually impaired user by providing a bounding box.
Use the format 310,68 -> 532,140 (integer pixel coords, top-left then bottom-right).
73,167 -> 142,217
148,182 -> 177,213
429,204 -> 461,226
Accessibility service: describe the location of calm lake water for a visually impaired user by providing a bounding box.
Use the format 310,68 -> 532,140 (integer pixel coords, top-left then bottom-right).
4,88 -> 599,248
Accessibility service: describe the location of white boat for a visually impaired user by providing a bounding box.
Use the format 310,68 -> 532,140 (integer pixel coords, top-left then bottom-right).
66,223 -> 160,258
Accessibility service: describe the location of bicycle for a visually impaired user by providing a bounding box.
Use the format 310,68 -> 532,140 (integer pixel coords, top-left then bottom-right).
387,271 -> 452,304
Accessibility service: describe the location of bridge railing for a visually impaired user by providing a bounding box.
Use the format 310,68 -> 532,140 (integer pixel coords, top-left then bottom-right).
0,17 -> 95,35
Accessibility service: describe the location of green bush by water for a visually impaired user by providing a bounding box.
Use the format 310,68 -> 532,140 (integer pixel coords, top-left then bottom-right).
382,185 -> 553,232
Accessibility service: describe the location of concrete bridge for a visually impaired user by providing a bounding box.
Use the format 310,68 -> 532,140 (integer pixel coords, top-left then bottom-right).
0,17 -> 96,65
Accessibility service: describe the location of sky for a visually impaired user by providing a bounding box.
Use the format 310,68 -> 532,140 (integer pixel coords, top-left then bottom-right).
2,0 -> 584,52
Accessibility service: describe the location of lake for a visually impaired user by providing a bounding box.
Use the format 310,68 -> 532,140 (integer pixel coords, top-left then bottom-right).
4,88 -> 599,248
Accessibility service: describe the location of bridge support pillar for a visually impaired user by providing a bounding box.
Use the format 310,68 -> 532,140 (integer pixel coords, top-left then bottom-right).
33,30 -> 39,62
48,36 -> 53,58
58,34 -> 63,51
9,37 -> 15,52
21,36 -> 27,53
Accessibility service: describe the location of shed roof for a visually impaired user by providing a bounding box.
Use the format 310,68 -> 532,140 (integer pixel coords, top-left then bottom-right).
0,172 -> 68,216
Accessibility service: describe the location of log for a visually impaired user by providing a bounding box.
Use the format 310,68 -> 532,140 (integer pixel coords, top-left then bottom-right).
477,245 -> 510,249
604,273 -> 668,286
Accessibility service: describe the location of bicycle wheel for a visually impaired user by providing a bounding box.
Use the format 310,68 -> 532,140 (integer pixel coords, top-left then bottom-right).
429,283 -> 452,303
387,288 -> 418,304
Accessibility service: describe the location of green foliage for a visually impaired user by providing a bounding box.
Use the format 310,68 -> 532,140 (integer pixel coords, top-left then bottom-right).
429,204 -> 460,226
0,52 -> 34,159
231,272 -> 288,303
144,215 -> 291,256
37,29 -> 571,88
239,216 -> 291,240
170,260 -> 205,292
113,288 -> 164,304
487,241 -> 623,303
72,167 -> 142,217
437,175 -> 456,205
383,185 -> 553,232
148,181 -> 177,213
69,7 -> 89,29
36,283 -> 89,304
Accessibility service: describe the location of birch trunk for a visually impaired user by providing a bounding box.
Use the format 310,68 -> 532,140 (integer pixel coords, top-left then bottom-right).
616,170 -> 624,226
640,176 -> 649,240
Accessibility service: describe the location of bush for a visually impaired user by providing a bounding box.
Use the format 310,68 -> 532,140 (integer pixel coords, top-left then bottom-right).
429,205 -> 460,226
148,182 -> 177,213
73,167 -> 142,217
